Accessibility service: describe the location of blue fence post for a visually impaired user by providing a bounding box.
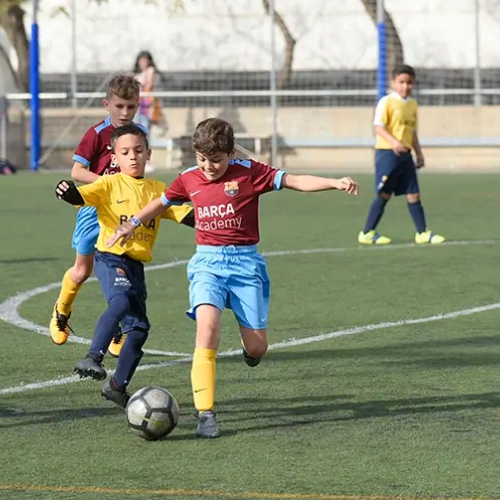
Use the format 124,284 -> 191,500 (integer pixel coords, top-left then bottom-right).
29,1 -> 41,172
376,0 -> 387,102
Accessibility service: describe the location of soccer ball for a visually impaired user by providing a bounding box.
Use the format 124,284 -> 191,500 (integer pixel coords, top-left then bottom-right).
126,386 -> 180,441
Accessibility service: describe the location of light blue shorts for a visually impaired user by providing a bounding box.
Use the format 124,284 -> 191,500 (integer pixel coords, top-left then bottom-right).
71,206 -> 100,256
186,245 -> 271,330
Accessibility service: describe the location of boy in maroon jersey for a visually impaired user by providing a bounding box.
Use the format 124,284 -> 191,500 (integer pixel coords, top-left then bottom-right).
49,75 -> 141,355
107,117 -> 359,438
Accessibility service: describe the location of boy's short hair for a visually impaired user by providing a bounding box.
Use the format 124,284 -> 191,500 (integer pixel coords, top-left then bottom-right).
192,118 -> 234,155
111,124 -> 149,151
392,64 -> 416,80
106,74 -> 141,101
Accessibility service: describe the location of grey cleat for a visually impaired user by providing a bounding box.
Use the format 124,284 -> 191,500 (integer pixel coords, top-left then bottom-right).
196,410 -> 220,439
101,376 -> 130,408
74,354 -> 107,380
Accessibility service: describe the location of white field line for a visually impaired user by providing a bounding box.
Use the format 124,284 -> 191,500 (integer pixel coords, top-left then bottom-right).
0,240 -> 499,395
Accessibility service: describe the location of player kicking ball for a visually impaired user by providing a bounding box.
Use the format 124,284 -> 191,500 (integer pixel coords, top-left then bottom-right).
107,117 -> 359,437
55,124 -> 194,407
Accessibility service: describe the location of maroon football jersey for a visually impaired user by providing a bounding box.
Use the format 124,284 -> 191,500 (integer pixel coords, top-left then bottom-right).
162,159 -> 286,246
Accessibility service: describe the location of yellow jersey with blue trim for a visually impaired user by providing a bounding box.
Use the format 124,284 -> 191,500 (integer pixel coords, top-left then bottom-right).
373,92 -> 418,150
77,173 -> 192,262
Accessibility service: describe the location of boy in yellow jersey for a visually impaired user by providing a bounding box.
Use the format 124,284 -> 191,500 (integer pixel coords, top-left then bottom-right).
358,64 -> 445,245
55,124 -> 193,407
50,75 -> 143,357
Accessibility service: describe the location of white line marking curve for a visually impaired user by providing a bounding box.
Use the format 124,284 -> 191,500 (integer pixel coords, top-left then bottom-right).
0,239 -> 499,395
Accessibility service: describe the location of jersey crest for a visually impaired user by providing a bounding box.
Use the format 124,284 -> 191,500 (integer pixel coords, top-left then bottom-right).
224,181 -> 239,197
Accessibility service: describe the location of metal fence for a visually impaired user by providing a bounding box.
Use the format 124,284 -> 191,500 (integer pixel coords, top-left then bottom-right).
1,0 -> 500,170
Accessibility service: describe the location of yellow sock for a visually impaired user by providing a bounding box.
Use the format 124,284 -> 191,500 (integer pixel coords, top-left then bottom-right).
57,270 -> 83,316
191,347 -> 216,412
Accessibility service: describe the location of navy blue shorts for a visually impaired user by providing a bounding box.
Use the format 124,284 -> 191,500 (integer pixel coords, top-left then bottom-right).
94,251 -> 150,333
375,150 -> 419,196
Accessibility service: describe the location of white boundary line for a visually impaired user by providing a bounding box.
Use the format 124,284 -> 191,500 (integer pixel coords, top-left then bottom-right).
0,240 -> 499,395
2,301 -> 500,395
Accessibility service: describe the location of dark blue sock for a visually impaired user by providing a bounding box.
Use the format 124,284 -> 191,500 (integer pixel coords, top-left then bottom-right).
408,200 -> 427,233
89,294 -> 130,358
363,196 -> 388,233
113,328 -> 149,387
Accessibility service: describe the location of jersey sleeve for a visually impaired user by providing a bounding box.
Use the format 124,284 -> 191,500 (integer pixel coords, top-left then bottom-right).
251,160 -> 286,195
161,205 -> 193,223
77,177 -> 109,206
73,128 -> 99,168
161,175 -> 190,206
373,96 -> 389,126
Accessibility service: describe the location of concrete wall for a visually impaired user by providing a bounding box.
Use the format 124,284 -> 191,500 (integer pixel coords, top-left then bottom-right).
28,105 -> 500,172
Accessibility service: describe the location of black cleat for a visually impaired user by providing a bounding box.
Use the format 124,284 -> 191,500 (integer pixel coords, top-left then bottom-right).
74,354 -> 107,380
242,348 -> 261,367
196,410 -> 220,439
101,376 -> 130,408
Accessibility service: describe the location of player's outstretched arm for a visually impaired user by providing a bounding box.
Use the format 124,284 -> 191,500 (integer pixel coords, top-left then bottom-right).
55,180 -> 85,205
107,197 -> 167,248
71,161 -> 99,184
282,174 -> 359,195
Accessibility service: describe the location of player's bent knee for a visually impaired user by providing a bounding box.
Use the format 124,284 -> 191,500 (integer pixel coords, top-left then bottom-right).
128,328 -> 149,348
195,304 -> 222,350
380,192 -> 392,201
246,343 -> 268,359
407,193 -> 420,203
71,255 -> 94,284
108,294 -> 131,317
240,327 -> 268,358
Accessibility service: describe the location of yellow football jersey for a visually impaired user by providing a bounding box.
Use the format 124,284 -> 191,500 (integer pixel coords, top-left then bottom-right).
77,173 -> 192,262
373,92 -> 418,150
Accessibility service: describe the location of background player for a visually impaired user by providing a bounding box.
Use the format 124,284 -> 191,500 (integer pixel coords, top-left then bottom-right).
55,124 -> 194,407
107,117 -> 359,438
50,75 -> 142,356
357,64 -> 445,246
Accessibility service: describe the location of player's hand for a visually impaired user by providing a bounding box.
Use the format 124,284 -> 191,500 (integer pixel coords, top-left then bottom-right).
334,177 -> 359,195
107,221 -> 136,248
416,154 -> 425,169
392,141 -> 409,156
55,180 -> 73,200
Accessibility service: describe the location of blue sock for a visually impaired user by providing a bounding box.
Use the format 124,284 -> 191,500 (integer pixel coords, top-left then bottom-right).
408,200 -> 427,233
113,328 -> 149,388
363,196 -> 388,233
89,294 -> 130,358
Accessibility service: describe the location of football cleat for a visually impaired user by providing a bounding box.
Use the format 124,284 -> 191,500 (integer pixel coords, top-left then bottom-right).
242,348 -> 261,367
101,376 -> 130,408
196,410 -> 220,439
74,354 -> 107,380
415,230 -> 445,245
358,230 -> 391,246
107,328 -> 125,358
49,303 -> 74,345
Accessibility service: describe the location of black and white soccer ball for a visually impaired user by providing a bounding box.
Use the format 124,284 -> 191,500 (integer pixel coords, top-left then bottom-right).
126,386 -> 180,440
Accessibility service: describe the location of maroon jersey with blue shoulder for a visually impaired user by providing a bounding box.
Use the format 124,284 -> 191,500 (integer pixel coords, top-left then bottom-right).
161,159 -> 286,246
73,116 -> 119,176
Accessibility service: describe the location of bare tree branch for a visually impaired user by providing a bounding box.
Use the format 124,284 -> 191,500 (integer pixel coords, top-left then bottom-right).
360,0 -> 404,76
0,2 -> 28,90
261,0 -> 296,89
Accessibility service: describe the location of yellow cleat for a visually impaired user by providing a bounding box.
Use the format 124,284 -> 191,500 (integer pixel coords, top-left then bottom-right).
358,230 -> 392,246
49,303 -> 72,345
415,230 -> 445,245
108,329 -> 126,358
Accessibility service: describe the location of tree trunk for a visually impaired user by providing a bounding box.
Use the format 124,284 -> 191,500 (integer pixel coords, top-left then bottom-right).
360,0 -> 404,75
0,4 -> 29,91
261,0 -> 296,89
